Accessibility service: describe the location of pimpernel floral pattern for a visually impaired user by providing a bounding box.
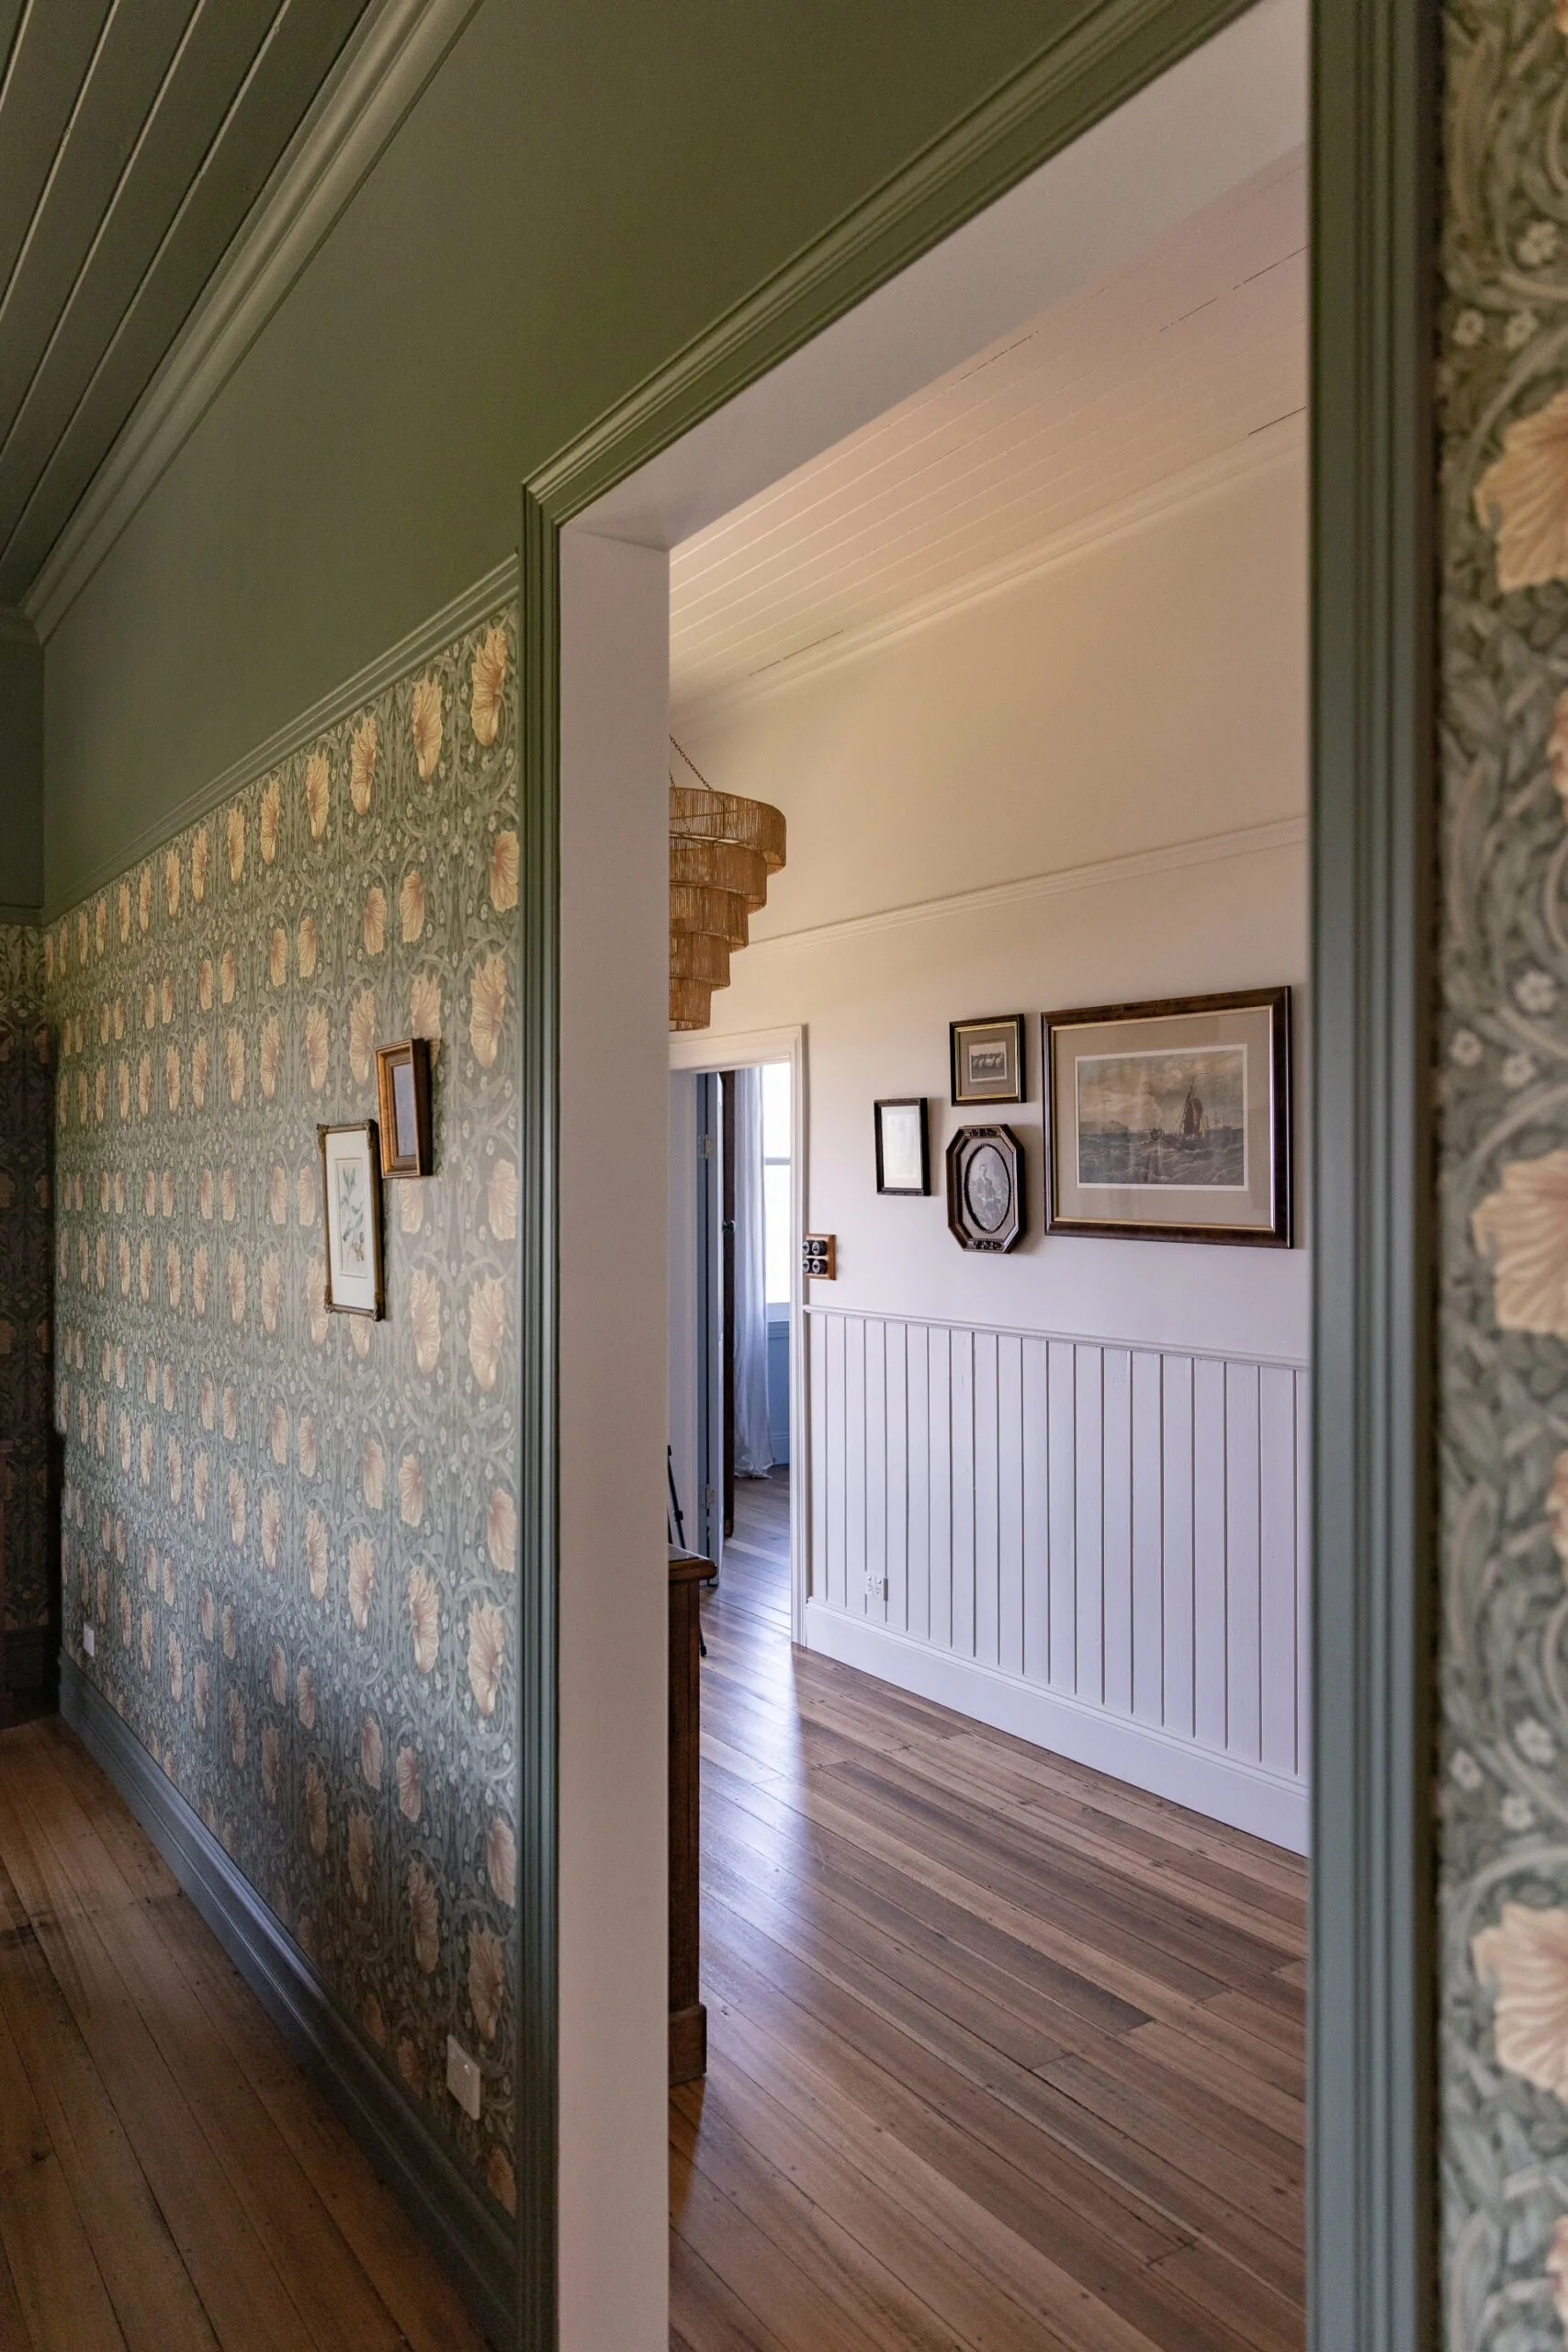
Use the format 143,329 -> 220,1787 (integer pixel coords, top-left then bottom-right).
48,611 -> 520,2215
0,922 -> 51,1637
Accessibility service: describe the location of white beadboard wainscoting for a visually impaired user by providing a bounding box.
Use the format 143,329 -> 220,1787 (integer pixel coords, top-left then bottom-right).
804,1307 -> 1309,1850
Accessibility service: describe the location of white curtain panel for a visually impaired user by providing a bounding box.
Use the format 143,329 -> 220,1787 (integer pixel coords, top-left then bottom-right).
731,1067 -> 774,1478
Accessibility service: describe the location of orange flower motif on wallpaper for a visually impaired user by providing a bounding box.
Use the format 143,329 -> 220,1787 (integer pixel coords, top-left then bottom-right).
468,1926 -> 504,2041
304,1006 -> 328,1092
399,1453 -> 423,1528
269,928 -> 288,989
362,1439 -> 386,1510
408,1862 -> 440,1973
227,805 -> 245,885
396,1744 -> 421,1824
489,830 -> 518,913
296,1663 -> 316,1730
260,1487 -> 282,1571
304,752 -> 330,842
409,1268 -> 441,1374
348,1535 -> 375,1632
407,1567 -> 438,1673
469,954 -> 506,1068
487,1818 -> 515,1907
487,1159 -> 516,1241
487,1486 -> 516,1576
470,627 -> 507,747
468,1602 -> 503,1716
304,1760 -> 329,1859
260,777 -> 281,865
1475,387 -> 1568,592
1473,1905 -> 1568,2099
228,1467 -> 246,1549
305,1509 -> 329,1601
347,1809 -> 373,1905
360,1716 -> 383,1790
350,716 -> 378,815
297,917 -> 317,982
411,678 -> 442,782
400,870 -> 425,944
138,867 -> 152,932
164,851 -> 181,920
191,826 -> 209,903
298,1415 -> 318,1478
1473,1151 -> 1568,1336
363,887 -> 387,956
349,989 -> 376,1086
260,1015 -> 281,1099
225,1027 -> 245,1104
468,1278 -> 504,1391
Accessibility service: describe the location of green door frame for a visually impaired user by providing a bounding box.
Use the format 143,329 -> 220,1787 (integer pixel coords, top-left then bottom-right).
516,0 -> 1438,2344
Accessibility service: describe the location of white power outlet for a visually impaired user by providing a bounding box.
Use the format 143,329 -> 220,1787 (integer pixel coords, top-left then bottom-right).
864,1572 -> 887,1601
83,1623 -> 96,1657
446,2035 -> 481,2120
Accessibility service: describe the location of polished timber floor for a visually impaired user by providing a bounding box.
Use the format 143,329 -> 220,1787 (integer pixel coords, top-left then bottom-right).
671,1469 -> 1306,2352
0,1713 -> 486,2352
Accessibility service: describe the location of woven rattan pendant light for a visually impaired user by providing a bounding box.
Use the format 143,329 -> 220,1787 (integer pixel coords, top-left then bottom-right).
669,740 -> 786,1030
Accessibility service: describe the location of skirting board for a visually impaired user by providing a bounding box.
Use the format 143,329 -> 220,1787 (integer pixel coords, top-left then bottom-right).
803,1600 -> 1309,1853
59,1657 -> 517,2348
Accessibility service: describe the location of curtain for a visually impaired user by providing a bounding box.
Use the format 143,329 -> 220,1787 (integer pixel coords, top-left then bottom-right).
730,1067 -> 774,1478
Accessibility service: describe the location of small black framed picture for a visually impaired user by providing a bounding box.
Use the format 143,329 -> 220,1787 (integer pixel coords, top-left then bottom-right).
951,1014 -> 1025,1106
376,1037 -> 433,1177
946,1125 -> 1025,1252
874,1098 -> 930,1195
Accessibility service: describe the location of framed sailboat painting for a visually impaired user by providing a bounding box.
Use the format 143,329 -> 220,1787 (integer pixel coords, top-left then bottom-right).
1042,987 -> 1292,1246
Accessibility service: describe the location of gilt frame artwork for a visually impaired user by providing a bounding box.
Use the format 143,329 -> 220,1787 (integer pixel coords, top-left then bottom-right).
319,1122 -> 386,1315
1043,988 -> 1291,1247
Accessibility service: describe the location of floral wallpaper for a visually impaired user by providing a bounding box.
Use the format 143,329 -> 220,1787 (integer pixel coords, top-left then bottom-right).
49,610 -> 521,2218
0,922 -> 51,1640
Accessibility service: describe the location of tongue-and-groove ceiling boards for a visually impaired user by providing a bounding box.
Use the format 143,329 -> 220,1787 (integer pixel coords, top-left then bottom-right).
0,0 -> 376,610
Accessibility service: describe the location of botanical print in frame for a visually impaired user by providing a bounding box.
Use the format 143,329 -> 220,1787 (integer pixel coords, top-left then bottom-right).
1043,988 -> 1291,1246
950,1014 -> 1025,1105
319,1123 -> 385,1315
874,1098 -> 929,1195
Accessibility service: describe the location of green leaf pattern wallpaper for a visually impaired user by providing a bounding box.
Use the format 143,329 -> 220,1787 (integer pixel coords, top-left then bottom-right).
47,609 -> 520,2220
0,922 -> 51,1641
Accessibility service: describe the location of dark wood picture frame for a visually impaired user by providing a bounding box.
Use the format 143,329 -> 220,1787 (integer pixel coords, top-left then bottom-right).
950,1013 -> 1026,1105
874,1097 -> 930,1195
376,1037 -> 434,1177
318,1121 -> 386,1317
945,1125 -> 1024,1252
1042,986 -> 1292,1248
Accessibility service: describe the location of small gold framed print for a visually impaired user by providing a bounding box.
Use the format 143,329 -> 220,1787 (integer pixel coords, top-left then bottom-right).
375,1038 -> 433,1178
950,1015 -> 1025,1106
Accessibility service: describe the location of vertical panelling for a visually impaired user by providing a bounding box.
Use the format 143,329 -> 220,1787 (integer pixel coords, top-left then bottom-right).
886,1322 -> 908,1634
805,1311 -> 1308,1813
825,1310 -> 847,1611
998,1336 -> 1025,1679
950,1328 -> 976,1659
863,1317 -> 887,1621
1101,1348 -> 1134,1717
1074,1345 -> 1105,1703
1192,1353 -> 1228,1751
907,1322 -> 931,1642
1258,1363 -> 1299,1775
973,1329 -> 1000,1669
1224,1362 -> 1263,1763
809,1310 -> 828,1601
1131,1350 -> 1165,1727
1021,1337 -> 1050,1685
928,1326 -> 953,1651
1045,1339 -> 1077,1691
1161,1355 -> 1196,1740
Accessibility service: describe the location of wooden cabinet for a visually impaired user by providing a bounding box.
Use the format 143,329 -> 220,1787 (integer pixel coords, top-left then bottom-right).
669,1547 -> 715,2085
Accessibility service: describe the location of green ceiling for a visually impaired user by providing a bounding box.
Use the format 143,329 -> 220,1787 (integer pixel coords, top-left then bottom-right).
0,0 -> 374,607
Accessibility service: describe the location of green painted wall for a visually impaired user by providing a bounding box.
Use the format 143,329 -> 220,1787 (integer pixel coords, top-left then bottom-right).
43,0 -> 1087,911
0,623 -> 42,915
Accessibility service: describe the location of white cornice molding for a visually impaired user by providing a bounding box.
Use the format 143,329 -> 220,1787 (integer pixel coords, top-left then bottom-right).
43,554 -> 515,922
727,813 -> 1306,959
669,413 -> 1306,733
22,0 -> 485,645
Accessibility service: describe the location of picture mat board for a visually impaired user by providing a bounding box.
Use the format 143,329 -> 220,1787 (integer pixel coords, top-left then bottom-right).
1046,997 -> 1286,1238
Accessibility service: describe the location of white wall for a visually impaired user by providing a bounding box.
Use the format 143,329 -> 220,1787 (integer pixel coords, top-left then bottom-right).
678,447 -> 1310,1843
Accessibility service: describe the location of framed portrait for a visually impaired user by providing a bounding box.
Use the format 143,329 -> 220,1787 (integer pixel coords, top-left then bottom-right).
874,1098 -> 930,1195
951,1014 -> 1025,1106
1043,987 -> 1291,1247
376,1037 -> 433,1177
319,1123 -> 385,1316
946,1125 -> 1025,1252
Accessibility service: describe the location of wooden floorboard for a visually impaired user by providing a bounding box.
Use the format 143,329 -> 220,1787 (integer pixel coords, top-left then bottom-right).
674,1468 -> 1305,2349
0,1720 -> 486,2352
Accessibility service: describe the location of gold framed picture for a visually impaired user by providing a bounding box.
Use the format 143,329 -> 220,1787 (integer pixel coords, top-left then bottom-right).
950,1014 -> 1025,1105
318,1123 -> 385,1317
375,1037 -> 433,1177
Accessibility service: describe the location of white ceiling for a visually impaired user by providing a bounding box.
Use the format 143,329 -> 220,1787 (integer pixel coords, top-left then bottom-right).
669,149 -> 1306,724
